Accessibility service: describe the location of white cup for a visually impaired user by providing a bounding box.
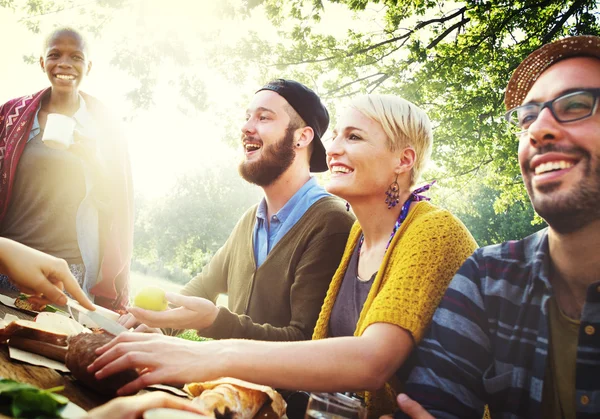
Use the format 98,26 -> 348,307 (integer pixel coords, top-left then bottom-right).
42,113 -> 76,149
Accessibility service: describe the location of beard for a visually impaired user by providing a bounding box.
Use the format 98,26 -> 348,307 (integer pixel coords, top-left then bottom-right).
524,145 -> 600,234
238,125 -> 296,187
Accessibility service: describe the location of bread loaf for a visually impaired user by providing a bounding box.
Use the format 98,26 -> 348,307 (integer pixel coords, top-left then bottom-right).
186,378 -> 286,419
65,332 -> 138,396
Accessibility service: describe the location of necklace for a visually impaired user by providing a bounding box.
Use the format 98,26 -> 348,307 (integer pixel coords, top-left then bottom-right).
357,181 -> 435,255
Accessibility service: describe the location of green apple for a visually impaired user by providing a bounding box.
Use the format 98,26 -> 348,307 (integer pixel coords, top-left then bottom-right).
133,286 -> 168,311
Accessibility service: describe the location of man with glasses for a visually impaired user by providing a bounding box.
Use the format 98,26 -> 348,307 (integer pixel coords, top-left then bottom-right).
394,35 -> 600,418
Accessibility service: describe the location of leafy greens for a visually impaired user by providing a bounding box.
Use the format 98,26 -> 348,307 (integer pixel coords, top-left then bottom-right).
0,378 -> 69,418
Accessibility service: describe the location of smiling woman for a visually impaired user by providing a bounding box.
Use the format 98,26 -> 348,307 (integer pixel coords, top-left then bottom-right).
0,27 -> 134,311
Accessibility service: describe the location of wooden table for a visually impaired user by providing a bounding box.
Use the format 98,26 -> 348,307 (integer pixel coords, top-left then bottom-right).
0,292 -> 111,416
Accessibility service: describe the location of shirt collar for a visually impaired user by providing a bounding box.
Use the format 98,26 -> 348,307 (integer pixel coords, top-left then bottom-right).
255,177 -> 319,223
72,94 -> 91,127
523,228 -> 552,311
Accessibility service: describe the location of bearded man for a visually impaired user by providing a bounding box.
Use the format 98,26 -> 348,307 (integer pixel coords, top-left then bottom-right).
123,79 -> 354,341
395,35 -> 600,419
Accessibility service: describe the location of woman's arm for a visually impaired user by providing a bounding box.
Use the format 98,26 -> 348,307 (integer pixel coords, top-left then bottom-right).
90,321 -> 413,395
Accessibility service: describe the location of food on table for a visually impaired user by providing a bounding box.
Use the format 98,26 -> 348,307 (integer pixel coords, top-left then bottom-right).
36,311 -> 89,335
0,378 -> 68,418
0,312 -> 92,363
0,319 -> 70,346
14,294 -> 50,312
144,408 -> 212,419
8,336 -> 68,363
0,311 -> 89,345
134,286 -> 168,311
65,332 -> 138,396
185,377 -> 286,419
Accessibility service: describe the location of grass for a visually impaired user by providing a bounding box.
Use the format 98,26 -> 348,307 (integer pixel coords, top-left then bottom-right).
129,271 -> 183,297
177,329 -> 212,342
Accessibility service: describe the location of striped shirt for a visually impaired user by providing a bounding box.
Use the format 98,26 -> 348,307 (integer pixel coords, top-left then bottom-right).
398,228 -> 600,419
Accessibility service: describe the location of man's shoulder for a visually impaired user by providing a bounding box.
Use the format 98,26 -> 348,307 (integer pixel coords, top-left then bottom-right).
453,228 -> 548,299
302,196 -> 355,226
236,204 -> 260,224
476,227 -> 548,264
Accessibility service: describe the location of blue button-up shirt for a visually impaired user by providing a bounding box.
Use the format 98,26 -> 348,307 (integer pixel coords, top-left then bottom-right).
253,177 -> 330,267
399,228 -> 600,419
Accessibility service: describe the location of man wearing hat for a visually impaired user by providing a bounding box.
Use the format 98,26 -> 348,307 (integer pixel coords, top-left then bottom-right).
394,35 -> 600,418
123,79 -> 354,341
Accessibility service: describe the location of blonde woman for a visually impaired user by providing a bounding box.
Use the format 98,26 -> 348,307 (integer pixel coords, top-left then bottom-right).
89,94 -> 477,419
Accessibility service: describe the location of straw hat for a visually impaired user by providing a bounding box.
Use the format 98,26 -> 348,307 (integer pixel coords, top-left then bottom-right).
504,35 -> 600,110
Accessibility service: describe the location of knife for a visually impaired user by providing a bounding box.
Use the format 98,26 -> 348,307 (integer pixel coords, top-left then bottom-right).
66,299 -> 128,336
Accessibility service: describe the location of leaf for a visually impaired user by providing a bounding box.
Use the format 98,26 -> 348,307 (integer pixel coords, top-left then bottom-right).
0,379 -> 68,419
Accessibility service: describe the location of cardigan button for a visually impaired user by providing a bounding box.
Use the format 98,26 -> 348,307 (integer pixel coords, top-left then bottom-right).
585,325 -> 595,336
581,395 -> 590,405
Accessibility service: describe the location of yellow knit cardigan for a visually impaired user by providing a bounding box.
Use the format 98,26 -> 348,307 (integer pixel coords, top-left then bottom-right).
312,201 -> 478,418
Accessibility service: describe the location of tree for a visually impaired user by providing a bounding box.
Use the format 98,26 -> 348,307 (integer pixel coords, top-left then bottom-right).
134,164 -> 262,278
7,0 -> 594,248
434,179 -> 545,246
212,0 -> 599,215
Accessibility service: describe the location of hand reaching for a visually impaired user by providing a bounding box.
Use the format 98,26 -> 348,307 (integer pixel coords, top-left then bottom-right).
395,394 -> 434,419
85,391 -> 205,419
127,293 -> 219,331
87,333 -> 220,395
0,238 -> 94,310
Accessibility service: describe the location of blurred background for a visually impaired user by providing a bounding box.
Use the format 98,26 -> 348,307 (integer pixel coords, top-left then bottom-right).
2,0 -> 596,291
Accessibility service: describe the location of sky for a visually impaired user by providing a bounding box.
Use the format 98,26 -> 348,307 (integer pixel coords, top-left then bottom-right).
0,0 -> 366,198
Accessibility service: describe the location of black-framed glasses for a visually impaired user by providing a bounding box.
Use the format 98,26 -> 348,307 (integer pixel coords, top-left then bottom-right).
505,88 -> 600,135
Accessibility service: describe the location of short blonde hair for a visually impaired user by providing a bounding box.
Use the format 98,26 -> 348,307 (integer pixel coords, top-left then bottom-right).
349,94 -> 432,187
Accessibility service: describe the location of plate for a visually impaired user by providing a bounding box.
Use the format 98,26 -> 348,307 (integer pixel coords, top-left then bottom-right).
61,401 -> 87,418
143,408 -> 212,419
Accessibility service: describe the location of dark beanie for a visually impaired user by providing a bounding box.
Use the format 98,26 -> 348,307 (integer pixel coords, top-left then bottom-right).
257,79 -> 329,172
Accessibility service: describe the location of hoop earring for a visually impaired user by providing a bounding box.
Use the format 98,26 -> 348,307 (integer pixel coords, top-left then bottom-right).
385,175 -> 400,209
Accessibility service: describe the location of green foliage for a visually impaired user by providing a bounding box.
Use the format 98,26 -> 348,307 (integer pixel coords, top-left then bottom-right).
7,0 -> 597,249
177,329 -> 213,342
215,0 -> 599,230
0,379 -> 68,419
134,164 -> 262,277
437,182 -> 546,246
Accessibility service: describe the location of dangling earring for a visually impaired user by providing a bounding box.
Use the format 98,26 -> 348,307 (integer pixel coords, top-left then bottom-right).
345,202 -> 350,212
385,175 -> 400,209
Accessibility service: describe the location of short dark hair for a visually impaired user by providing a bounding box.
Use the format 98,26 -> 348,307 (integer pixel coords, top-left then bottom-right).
257,79 -> 329,172
42,26 -> 90,57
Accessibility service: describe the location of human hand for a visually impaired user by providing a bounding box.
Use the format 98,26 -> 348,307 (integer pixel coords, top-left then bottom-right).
395,394 -> 434,419
87,332 -> 219,395
85,391 -> 205,419
0,238 -> 94,310
118,313 -> 163,334
127,293 -> 219,331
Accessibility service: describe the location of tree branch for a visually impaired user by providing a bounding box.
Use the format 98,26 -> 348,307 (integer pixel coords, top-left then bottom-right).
367,73 -> 391,93
17,0 -> 101,22
324,72 -> 385,95
278,6 -> 468,66
542,0 -> 587,44
444,158 -> 494,180
426,17 -> 470,49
